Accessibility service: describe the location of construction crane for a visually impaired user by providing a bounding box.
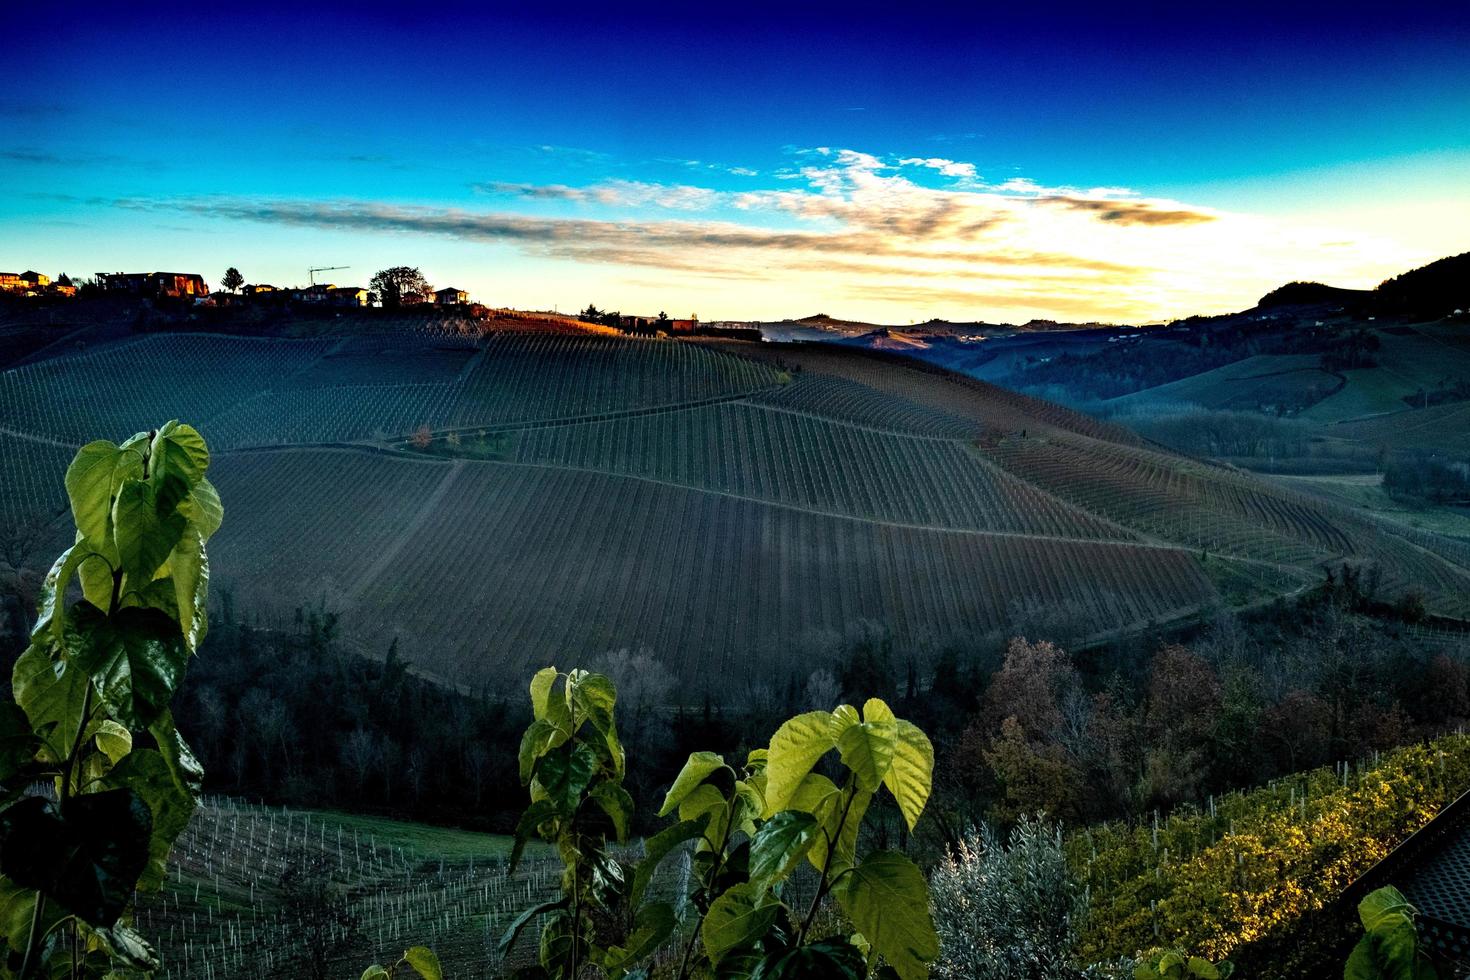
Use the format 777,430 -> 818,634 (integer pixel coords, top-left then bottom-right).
307,265 -> 349,285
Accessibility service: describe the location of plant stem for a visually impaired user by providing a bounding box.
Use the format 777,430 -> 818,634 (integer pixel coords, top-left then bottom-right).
17,894 -> 45,980
798,783 -> 859,944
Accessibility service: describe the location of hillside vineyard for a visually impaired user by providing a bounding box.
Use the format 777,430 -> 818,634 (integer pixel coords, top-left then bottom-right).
4,328 -> 1469,691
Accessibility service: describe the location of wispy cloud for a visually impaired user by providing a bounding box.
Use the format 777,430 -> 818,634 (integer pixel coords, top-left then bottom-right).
104,144 -> 1348,320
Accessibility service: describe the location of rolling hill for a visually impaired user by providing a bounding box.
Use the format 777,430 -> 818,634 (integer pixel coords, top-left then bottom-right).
4,321 -> 1469,695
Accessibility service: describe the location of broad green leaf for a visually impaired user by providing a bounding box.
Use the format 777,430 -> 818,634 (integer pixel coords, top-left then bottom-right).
678,783 -> 730,849
734,777 -> 766,835
501,896 -> 565,958
112,481 -> 185,581
69,606 -> 188,728
862,698 -> 895,723
105,746 -> 197,890
151,710 -> 204,799
600,902 -> 676,978
572,672 -> 617,734
631,814 -> 708,905
92,922 -> 160,970
829,704 -> 860,738
361,969 -> 391,980
404,946 -> 443,980
518,719 -> 564,783
65,441 -> 140,543
32,542 -> 100,644
180,478 -> 223,542
810,784 -> 871,876
12,641 -> 89,763
510,799 -> 559,872
702,882 -> 781,965
1187,959 -> 1221,980
77,546 -> 117,612
589,781 -> 635,841
837,720 -> 897,793
836,851 -> 938,980
882,720 -> 933,832
749,938 -> 866,979
95,720 -> 132,766
167,527 -> 209,653
149,422 -> 209,489
748,810 -> 819,896
0,789 -> 153,926
1360,886 -> 1414,933
786,772 -> 840,817
529,667 -> 558,721
534,742 -> 598,813
764,711 -> 836,816
659,751 -> 728,816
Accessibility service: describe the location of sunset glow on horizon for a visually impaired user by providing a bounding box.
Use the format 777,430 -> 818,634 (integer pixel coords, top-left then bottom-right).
3,4 -> 1467,323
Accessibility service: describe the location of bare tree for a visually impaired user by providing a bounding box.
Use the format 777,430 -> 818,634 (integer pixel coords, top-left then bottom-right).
341,726 -> 380,796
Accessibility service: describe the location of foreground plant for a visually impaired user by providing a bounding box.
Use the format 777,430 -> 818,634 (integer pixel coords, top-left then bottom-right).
1345,886 -> 1437,980
361,945 -> 443,980
504,669 -> 940,979
0,422 -> 220,977
1133,949 -> 1233,980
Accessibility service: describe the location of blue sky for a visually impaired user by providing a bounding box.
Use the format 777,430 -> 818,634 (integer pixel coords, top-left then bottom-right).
3,3 -> 1468,321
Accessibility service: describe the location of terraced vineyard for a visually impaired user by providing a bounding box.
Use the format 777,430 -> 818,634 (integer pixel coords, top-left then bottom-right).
5,325 -> 1467,693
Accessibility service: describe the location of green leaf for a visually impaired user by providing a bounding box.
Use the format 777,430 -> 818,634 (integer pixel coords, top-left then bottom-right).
1187,958 -> 1221,980
829,704 -> 860,737
12,640 -> 89,763
167,526 -> 209,653
837,720 -> 897,793
0,789 -> 153,925
534,741 -> 598,813
600,902 -> 677,978
529,667 -> 558,721
65,441 -> 141,544
764,711 -> 836,816
631,814 -> 709,906
702,882 -> 781,965
750,938 -> 867,979
882,720 -> 933,832
68,606 -> 188,728
180,478 -> 224,542
92,922 -> 160,971
94,720 -> 132,766
862,698 -> 896,723
149,421 -> 209,489
659,751 -> 728,816
836,851 -> 938,980
589,781 -> 635,841
748,810 -> 819,897
112,480 -> 185,581
572,672 -> 617,734
1360,886 -> 1415,934
404,945 -> 443,980
106,743 -> 197,891
32,542 -> 100,644
518,719 -> 565,784
361,969 -> 391,980
678,783 -> 730,850
510,799 -> 559,872
810,784 -> 871,876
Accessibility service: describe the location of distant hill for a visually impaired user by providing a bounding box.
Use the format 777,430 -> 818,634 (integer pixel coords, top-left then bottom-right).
1377,251 -> 1470,316
1257,281 -> 1372,309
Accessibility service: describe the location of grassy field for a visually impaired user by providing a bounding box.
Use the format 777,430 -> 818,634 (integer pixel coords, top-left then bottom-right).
1272,472 -> 1470,538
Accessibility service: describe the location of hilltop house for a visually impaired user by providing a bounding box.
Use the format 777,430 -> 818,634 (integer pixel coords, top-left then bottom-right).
670,318 -> 699,334
434,286 -> 469,305
330,286 -> 370,307
0,271 -> 51,294
99,272 -> 209,298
